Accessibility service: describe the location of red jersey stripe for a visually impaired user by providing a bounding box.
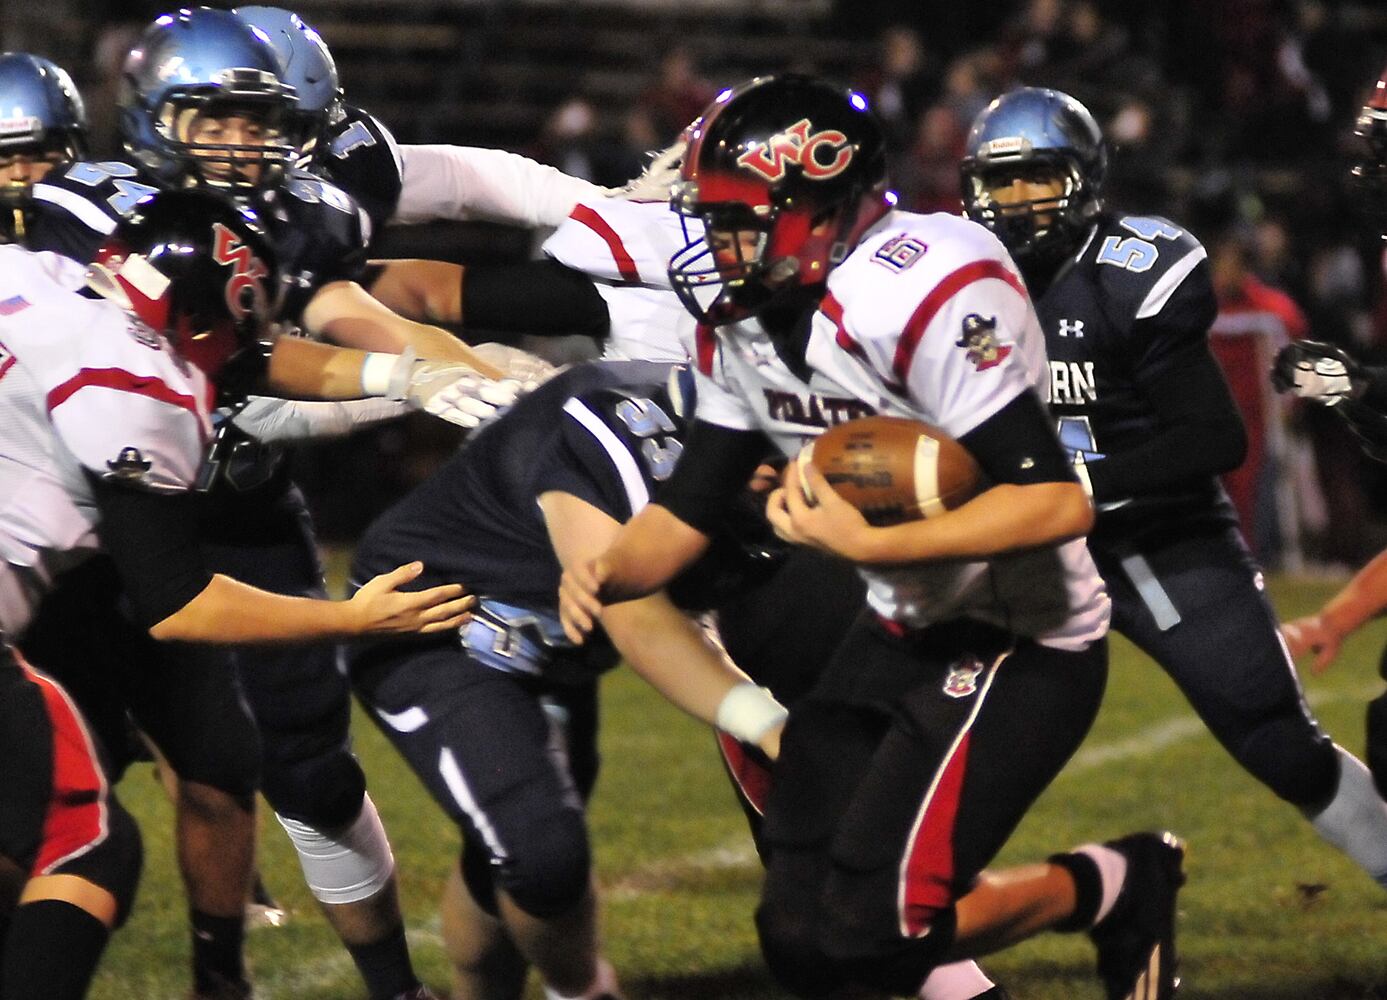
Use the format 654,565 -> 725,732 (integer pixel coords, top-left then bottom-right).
891,260 -> 1028,386
570,204 -> 641,284
900,730 -> 970,935
46,367 -> 208,443
17,659 -> 108,876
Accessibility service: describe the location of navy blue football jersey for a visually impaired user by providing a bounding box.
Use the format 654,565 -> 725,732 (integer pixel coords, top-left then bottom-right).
352,361 -> 685,612
26,159 -> 368,323
1039,212 -> 1236,540
314,104 -> 402,238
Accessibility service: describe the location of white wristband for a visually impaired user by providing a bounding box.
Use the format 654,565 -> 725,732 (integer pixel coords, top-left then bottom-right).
715,682 -> 788,745
360,352 -> 401,398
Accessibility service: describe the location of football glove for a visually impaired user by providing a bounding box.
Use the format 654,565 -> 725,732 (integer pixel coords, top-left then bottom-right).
1271,340 -> 1362,406
468,343 -> 564,393
384,348 -> 522,429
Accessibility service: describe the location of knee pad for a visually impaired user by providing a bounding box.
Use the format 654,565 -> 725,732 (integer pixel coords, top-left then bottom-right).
276,793 -> 395,906
1236,711 -> 1338,808
493,808 -> 589,918
816,869 -> 956,996
755,892 -> 845,998
261,748 -> 366,830
58,799 -> 143,929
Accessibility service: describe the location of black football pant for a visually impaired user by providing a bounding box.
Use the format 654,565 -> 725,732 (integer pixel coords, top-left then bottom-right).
198,471 -> 367,829
350,637 -> 599,919
0,649 -> 142,926
19,557 -> 261,800
755,614 -> 1107,997
1095,523 -> 1338,811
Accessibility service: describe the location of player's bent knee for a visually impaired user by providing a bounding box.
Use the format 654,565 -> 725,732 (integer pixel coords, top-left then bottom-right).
104,802 -> 143,927
276,793 -> 395,906
177,778 -> 255,820
261,749 -> 366,830
1239,714 -> 1338,808
494,810 -> 590,918
816,872 -> 955,995
755,894 -> 846,998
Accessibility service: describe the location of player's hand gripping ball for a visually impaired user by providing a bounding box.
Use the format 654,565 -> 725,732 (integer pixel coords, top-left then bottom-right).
794,416 -> 982,526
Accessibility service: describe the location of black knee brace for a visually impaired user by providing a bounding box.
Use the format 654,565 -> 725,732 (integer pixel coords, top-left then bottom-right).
261,750 -> 367,830
492,809 -> 590,919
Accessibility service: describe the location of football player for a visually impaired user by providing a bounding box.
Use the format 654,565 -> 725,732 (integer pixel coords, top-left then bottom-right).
0,188 -> 473,1000
561,74 -> 1183,1000
0,53 -> 86,244
349,361 -> 795,1000
960,86 -> 1387,899
16,14 -> 518,998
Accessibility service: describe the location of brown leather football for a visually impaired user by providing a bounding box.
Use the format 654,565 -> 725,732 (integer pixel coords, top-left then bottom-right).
795,416 -> 983,526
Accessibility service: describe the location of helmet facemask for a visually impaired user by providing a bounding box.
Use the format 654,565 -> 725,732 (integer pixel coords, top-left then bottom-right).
152,84 -> 296,193
963,155 -> 1094,266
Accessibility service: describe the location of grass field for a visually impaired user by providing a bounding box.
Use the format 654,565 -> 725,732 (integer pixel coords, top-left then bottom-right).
87,572 -> 1387,1000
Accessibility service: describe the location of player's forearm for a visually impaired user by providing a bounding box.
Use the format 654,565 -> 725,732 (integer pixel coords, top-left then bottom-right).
265,337 -> 375,400
604,596 -> 749,723
603,596 -> 784,755
303,280 -> 502,375
854,481 -> 1093,565
365,259 -> 464,325
597,505 -> 711,603
149,574 -> 362,645
1321,548 -> 1387,637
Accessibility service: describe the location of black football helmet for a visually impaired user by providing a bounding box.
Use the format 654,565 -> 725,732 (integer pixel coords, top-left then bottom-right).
88,188 -> 281,400
668,74 -> 894,324
959,87 -> 1107,266
1352,65 -> 1387,239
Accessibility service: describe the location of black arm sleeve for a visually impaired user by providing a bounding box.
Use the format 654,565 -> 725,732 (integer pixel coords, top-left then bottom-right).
1084,342 -> 1248,503
86,474 -> 213,630
960,389 -> 1077,486
654,419 -> 774,533
463,258 -> 611,338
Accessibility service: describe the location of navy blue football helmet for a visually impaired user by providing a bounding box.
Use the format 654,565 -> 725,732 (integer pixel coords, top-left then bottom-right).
119,7 -> 298,191
960,87 -> 1107,266
0,53 -> 88,237
233,6 -> 341,160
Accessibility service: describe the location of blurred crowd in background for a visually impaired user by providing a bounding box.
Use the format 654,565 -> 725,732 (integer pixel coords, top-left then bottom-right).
6,0 -> 1387,568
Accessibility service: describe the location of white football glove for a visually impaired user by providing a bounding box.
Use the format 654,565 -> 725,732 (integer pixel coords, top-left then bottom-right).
382,348 -> 521,429
468,343 -> 564,393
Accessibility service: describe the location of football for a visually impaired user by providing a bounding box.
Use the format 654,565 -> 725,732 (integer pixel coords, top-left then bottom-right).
795,416 -> 982,526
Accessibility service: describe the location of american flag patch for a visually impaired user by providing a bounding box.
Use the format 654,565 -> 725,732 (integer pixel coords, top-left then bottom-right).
0,295 -> 31,316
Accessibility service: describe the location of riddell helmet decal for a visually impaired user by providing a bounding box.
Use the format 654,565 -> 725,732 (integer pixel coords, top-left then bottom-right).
736,119 -> 853,182
211,222 -> 269,321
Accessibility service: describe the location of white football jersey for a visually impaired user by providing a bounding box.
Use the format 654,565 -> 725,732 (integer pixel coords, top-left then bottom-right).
0,245 -> 214,636
684,210 -> 1110,650
542,198 -> 694,363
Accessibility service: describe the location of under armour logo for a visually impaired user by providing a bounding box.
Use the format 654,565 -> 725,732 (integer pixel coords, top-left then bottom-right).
1058,318 -> 1085,338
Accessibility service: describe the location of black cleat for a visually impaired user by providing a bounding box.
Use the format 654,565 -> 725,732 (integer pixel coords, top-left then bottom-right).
1089,831 -> 1186,1000
973,988 -> 1013,1000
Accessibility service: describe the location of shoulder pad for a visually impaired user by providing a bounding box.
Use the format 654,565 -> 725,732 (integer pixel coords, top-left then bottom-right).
28,159 -> 161,261
543,199 -> 685,288
0,285 -> 212,492
559,380 -> 685,510
319,105 -> 403,235
1084,214 -> 1210,322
